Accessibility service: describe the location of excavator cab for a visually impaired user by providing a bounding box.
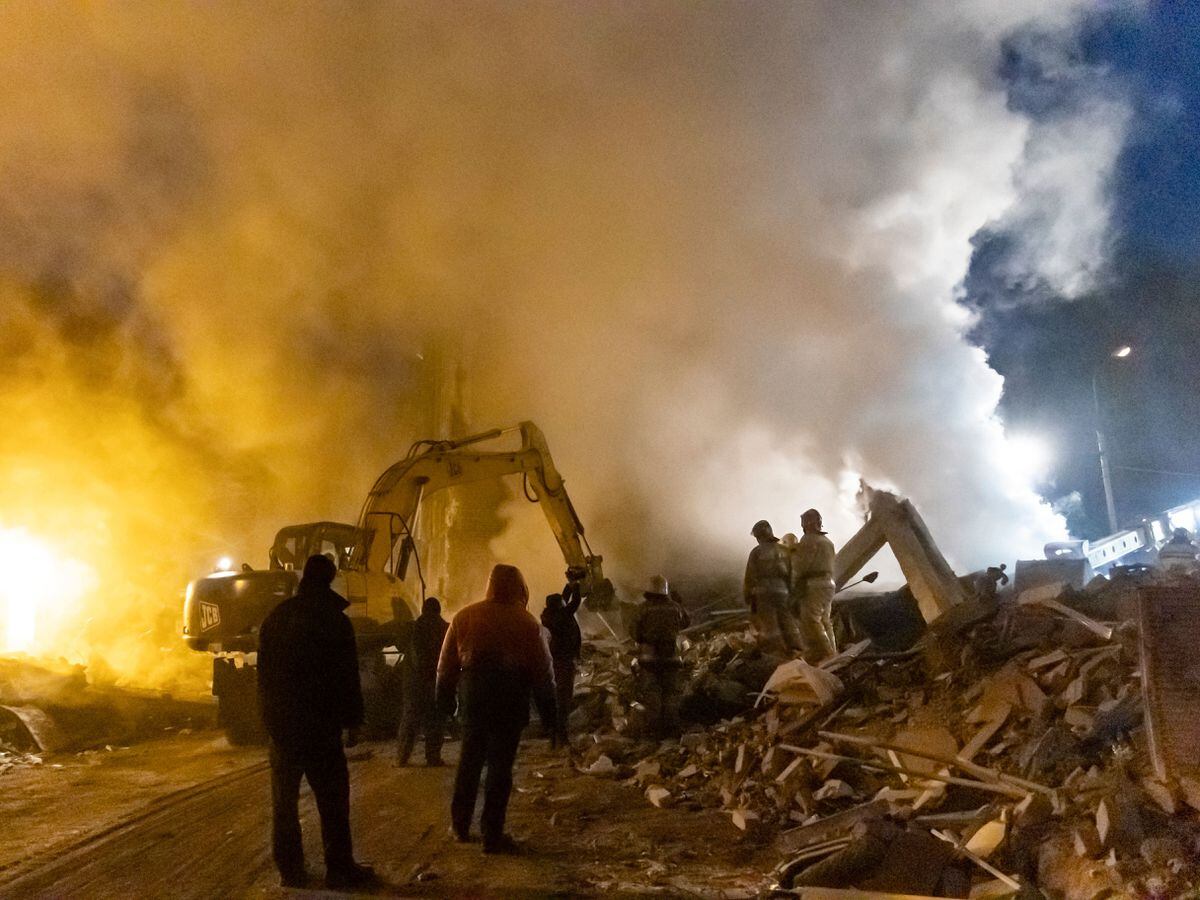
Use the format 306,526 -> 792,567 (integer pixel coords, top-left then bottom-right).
268,522 -> 365,572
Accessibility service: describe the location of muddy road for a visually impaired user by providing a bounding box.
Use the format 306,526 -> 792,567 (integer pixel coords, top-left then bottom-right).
0,731 -> 770,898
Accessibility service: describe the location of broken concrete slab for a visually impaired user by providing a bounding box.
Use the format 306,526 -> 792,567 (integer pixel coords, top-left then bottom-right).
788,819 -> 901,889
858,827 -> 954,895
1138,584 -> 1200,783
890,724 -> 959,778
1019,725 -> 1084,781
776,799 -> 890,856
0,706 -> 66,753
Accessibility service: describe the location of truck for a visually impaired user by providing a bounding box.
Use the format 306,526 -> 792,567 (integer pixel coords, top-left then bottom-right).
182,422 -> 612,743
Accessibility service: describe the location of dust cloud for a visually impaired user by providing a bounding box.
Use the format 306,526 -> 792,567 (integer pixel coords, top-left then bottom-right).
0,3 -> 1120,684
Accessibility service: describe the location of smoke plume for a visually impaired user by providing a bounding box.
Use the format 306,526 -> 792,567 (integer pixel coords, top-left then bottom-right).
0,2 -> 1126,684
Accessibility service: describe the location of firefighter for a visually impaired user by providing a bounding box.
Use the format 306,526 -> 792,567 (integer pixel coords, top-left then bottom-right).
777,532 -> 806,652
437,564 -> 556,854
629,575 -> 690,739
970,564 -> 1009,603
792,508 -> 837,661
1159,527 -> 1199,572
396,596 -> 450,767
257,554 -> 375,890
744,520 -> 802,653
540,568 -> 586,747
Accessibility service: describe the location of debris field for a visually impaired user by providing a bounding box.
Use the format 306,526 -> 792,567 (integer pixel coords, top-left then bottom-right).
568,572 -> 1200,899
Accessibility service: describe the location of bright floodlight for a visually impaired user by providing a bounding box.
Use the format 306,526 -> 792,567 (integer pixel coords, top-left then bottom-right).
217,556 -> 234,571
0,527 -> 93,653
1113,345 -> 1132,358
1008,433 -> 1052,479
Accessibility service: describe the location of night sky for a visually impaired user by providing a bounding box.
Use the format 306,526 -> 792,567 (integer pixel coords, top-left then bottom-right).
965,3 -> 1200,539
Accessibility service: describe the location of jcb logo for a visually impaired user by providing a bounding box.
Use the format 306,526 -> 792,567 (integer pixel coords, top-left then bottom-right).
199,601 -> 221,631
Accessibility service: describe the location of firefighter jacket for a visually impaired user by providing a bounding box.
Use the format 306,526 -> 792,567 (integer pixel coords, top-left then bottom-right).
791,531 -> 836,591
744,540 -> 792,604
1159,536 -> 1199,570
630,595 -> 691,662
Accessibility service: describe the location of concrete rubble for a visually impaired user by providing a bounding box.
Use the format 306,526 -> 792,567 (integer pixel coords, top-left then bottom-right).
573,571 -> 1200,899
0,657 -> 215,761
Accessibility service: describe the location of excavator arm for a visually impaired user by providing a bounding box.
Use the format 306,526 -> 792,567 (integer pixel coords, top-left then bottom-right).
833,490 -> 964,623
351,421 -> 611,605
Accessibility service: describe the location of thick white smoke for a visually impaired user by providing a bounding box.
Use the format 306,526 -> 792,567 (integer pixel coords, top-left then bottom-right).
0,2 -> 1128,665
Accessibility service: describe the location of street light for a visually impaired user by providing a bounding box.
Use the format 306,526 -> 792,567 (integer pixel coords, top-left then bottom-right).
1093,346 -> 1132,534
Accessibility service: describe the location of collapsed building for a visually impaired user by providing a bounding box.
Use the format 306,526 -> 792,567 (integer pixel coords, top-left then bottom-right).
571,492 -> 1200,899
5,483 -> 1200,898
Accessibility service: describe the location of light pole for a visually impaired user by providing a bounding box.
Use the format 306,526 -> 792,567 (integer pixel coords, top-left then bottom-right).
1092,345 -> 1131,534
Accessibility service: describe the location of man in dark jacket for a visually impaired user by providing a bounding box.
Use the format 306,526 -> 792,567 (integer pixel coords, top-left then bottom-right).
257,554 -> 374,889
540,570 -> 584,746
397,596 -> 450,766
629,575 -> 690,739
437,563 -> 556,854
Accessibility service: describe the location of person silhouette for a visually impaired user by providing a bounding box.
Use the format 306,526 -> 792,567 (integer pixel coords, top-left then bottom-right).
257,554 -> 375,889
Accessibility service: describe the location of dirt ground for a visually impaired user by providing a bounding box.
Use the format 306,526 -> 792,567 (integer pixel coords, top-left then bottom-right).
0,728 -> 774,898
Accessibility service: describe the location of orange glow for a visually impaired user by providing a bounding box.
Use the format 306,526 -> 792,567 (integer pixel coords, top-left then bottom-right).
0,526 -> 95,655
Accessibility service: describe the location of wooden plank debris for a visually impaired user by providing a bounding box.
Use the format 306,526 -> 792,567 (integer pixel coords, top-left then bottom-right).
818,731 -> 1052,796
1018,594 -> 1113,641
778,745 -> 1031,799
930,828 -> 1021,890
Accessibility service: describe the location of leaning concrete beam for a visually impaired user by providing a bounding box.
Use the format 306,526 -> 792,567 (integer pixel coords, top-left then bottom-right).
885,497 -> 964,623
833,491 -> 963,624
834,515 -> 887,590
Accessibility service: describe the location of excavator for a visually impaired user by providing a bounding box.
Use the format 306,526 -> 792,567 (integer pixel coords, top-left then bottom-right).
182,422 -> 612,743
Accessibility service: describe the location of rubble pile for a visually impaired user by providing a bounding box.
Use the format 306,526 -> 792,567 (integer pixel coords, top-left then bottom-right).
570,619 -> 788,737
0,657 -> 215,754
0,708 -> 44,775
576,578 -> 1200,898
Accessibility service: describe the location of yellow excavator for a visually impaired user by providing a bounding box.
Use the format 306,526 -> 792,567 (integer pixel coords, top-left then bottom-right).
182,422 -> 611,743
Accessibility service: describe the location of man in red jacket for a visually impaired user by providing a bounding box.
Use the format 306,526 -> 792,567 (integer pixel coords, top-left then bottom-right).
437,563 -> 556,853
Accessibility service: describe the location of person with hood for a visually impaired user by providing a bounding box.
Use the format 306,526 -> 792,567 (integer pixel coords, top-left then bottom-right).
629,575 -> 690,739
744,520 -> 801,652
257,554 -> 374,890
540,568 -> 585,747
791,508 -> 837,661
437,563 -> 556,854
396,596 -> 450,767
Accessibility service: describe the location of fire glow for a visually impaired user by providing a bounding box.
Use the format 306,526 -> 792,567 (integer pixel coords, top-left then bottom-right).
0,526 -> 94,655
